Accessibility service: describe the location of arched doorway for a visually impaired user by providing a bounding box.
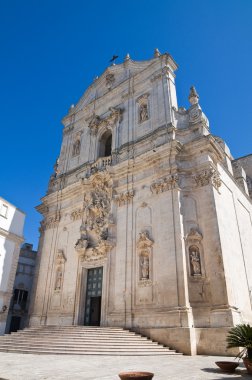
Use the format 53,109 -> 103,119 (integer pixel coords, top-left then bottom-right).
99,131 -> 112,158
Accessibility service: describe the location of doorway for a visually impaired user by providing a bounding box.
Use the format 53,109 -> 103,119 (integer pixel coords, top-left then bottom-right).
84,267 -> 103,326
9,316 -> 21,333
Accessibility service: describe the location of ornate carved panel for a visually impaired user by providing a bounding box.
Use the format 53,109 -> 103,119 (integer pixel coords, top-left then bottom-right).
194,168 -> 221,191
115,190 -> 134,206
75,171 -> 114,264
40,211 -> 61,232
150,174 -> 179,194
70,208 -> 83,221
88,107 -> 123,135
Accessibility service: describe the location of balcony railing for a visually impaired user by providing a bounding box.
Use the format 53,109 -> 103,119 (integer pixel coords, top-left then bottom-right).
90,156 -> 112,173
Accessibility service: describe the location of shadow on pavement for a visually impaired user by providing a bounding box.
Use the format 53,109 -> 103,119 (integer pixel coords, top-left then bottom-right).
201,367 -> 251,378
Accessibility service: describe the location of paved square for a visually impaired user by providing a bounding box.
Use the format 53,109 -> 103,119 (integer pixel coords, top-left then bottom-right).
0,353 -> 251,380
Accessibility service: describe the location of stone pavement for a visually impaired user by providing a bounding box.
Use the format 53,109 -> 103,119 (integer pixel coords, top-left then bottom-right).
0,353 -> 251,380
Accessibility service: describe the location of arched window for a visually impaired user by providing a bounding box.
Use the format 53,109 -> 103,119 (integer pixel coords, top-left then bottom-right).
99,131 -> 112,158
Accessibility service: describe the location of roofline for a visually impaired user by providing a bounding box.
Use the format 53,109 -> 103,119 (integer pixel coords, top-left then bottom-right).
233,153 -> 252,161
0,196 -> 26,215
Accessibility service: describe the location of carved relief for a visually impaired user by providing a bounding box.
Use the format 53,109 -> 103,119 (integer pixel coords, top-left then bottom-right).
40,211 -> 61,231
189,245 -> 202,276
137,231 -> 153,286
75,226 -> 89,259
55,269 -> 63,291
151,174 -> 179,194
186,227 -> 203,243
105,73 -> 115,89
75,171 -> 114,263
115,190 -> 134,206
54,249 -> 66,292
194,168 -> 221,191
137,94 -> 149,123
70,208 -> 83,221
88,107 -> 123,135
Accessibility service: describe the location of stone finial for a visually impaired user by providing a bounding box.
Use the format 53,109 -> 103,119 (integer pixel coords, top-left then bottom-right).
124,53 -> 130,61
154,48 -> 161,58
188,86 -> 199,105
68,104 -> 75,113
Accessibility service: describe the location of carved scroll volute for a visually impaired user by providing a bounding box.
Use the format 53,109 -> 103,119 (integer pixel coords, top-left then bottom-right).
88,108 -> 123,135
137,231 -> 154,286
54,249 -> 66,292
185,228 -> 203,277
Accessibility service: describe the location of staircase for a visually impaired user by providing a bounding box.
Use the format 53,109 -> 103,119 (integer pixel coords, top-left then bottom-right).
0,326 -> 181,355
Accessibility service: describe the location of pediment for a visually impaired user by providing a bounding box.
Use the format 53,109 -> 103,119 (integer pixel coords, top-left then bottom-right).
73,59 -> 156,112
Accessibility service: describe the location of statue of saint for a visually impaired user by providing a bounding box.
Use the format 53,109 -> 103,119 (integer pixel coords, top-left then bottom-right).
55,269 -> 63,290
189,246 -> 201,275
139,103 -> 149,122
140,256 -> 149,280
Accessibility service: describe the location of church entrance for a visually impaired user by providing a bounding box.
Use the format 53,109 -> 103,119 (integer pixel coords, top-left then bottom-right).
84,267 -> 103,326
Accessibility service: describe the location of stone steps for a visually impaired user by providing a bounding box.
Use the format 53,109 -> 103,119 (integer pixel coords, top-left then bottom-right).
0,326 -> 181,356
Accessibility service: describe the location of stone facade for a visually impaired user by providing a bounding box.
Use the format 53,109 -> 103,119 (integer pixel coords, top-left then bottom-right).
0,197 -> 25,335
29,51 -> 252,355
6,243 -> 37,333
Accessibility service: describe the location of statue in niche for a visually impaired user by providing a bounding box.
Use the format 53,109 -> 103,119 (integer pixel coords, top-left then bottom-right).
139,102 -> 149,122
72,138 -> 80,156
140,255 -> 149,280
55,268 -> 63,291
189,245 -> 201,276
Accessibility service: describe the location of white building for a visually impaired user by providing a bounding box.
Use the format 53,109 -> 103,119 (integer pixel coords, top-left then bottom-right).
29,50 -> 252,355
0,197 -> 25,335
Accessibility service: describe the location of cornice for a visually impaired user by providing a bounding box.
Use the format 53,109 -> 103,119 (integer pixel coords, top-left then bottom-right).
0,227 -> 24,245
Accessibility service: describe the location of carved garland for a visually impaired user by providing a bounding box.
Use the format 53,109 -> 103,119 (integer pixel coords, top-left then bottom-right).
70,208 -> 83,221
150,174 -> 179,194
115,190 -> 134,206
40,212 -> 61,231
194,168 -> 221,191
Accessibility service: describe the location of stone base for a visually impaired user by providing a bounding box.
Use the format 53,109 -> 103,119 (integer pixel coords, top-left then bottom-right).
135,327 -> 197,355
135,327 -> 239,356
195,327 -> 239,356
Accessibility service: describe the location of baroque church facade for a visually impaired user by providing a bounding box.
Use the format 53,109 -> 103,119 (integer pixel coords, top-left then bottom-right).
29,50 -> 252,355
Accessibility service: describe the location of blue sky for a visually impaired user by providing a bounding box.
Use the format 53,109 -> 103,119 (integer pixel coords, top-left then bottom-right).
1,0 -> 252,249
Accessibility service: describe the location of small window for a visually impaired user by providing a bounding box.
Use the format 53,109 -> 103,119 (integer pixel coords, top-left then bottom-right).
0,204 -> 8,218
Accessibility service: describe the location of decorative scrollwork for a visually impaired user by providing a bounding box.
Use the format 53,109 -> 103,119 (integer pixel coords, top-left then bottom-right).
194,168 -> 221,191
150,174 -> 179,194
88,107 -> 123,135
115,190 -> 134,206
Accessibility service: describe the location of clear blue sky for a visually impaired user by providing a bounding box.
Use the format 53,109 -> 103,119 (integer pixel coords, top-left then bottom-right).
1,0 -> 252,249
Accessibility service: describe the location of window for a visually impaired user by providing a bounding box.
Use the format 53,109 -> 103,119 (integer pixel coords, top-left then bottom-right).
99,131 -> 112,158
13,289 -> 28,310
0,204 -> 8,218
